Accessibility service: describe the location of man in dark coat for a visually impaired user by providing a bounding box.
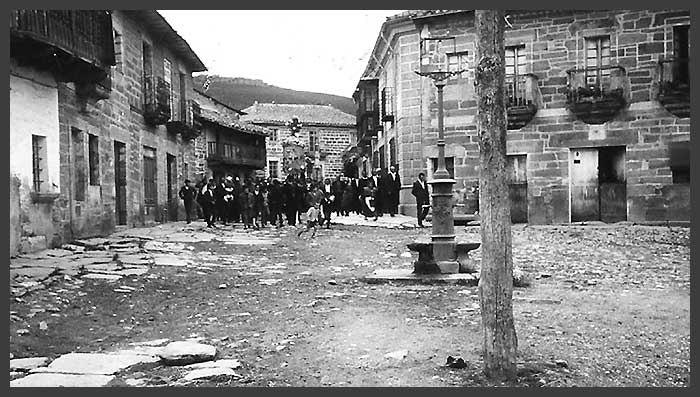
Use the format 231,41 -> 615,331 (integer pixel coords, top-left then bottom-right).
411,172 -> 430,228
178,179 -> 197,224
201,179 -> 218,228
268,179 -> 285,227
331,175 -> 345,216
214,177 -> 228,225
383,165 -> 401,217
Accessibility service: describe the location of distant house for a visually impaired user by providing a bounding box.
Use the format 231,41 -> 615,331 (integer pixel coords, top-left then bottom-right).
192,90 -> 268,182
240,103 -> 357,181
10,10 -> 207,256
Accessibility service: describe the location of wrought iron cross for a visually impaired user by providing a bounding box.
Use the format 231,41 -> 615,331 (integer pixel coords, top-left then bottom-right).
285,117 -> 303,137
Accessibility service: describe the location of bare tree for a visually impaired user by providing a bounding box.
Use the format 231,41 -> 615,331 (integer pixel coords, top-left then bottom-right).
474,9 -> 518,381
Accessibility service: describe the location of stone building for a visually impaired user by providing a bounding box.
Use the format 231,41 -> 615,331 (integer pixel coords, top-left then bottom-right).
240,103 -> 357,181
354,10 -> 690,224
192,90 -> 268,182
10,10 -> 206,256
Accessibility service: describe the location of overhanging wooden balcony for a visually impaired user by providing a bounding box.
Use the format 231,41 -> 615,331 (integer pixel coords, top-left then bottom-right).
207,142 -> 266,168
10,10 -> 115,85
566,66 -> 627,124
657,57 -> 690,118
166,99 -> 202,139
506,74 -> 539,130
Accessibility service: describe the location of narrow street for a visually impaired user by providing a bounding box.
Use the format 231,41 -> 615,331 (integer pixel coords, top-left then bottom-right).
9,219 -> 690,387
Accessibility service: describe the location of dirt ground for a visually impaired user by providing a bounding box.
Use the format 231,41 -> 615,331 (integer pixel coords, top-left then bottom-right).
9,222 -> 690,387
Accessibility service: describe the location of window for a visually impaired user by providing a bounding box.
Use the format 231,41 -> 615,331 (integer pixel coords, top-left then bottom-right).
670,141 -> 689,183
430,157 -> 455,179
506,45 -> 528,106
269,160 -> 279,179
309,130 -> 319,152
389,138 -> 397,168
179,72 -> 188,122
113,29 -> 123,73
381,87 -> 394,121
505,45 -> 527,77
163,58 -> 173,118
88,134 -> 99,185
142,42 -> 153,109
363,89 -> 378,112
585,36 -> 611,87
673,25 -> 689,85
379,146 -> 386,170
447,51 -> 469,76
143,146 -> 157,206
31,135 -> 48,192
269,129 -> 278,142
72,127 -> 86,201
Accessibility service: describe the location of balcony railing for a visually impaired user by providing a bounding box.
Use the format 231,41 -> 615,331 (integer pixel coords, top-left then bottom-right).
144,75 -> 171,126
506,74 -> 539,130
566,66 -> 627,124
658,57 -> 690,118
207,142 -> 266,167
166,99 -> 202,139
10,10 -> 115,84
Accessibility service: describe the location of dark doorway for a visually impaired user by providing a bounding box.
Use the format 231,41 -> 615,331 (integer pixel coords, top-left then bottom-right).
598,146 -> 626,223
507,154 -> 528,223
114,141 -> 127,225
167,153 -> 178,221
143,147 -> 157,220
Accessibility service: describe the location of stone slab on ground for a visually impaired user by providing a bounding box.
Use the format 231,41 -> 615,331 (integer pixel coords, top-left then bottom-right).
10,357 -> 50,371
158,341 -> 217,366
363,268 -> 479,286
10,266 -> 57,280
82,273 -> 123,282
331,213 -> 420,229
183,367 -> 237,381
11,373 -> 115,387
152,254 -> 191,267
30,352 -> 158,375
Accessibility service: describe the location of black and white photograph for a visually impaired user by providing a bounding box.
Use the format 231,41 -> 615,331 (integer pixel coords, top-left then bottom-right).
8,8 -> 691,387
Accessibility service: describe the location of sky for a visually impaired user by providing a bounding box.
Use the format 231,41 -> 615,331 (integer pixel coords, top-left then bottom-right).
158,10 -> 403,98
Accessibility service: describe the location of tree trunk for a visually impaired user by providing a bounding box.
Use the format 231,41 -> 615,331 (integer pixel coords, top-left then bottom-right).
475,9 -> 518,381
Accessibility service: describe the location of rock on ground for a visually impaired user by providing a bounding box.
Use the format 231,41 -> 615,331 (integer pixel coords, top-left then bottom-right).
10,357 -> 50,371
183,367 -> 237,381
158,341 -> 216,366
30,353 -> 157,375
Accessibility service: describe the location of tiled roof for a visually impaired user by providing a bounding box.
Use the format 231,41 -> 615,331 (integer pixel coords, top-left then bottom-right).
193,91 -> 268,136
240,103 -> 356,127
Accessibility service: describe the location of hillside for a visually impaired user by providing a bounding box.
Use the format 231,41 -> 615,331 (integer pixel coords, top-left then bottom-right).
193,75 -> 357,115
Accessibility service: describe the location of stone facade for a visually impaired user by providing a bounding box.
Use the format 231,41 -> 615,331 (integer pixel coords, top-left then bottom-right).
10,10 -> 206,256
358,10 -> 690,224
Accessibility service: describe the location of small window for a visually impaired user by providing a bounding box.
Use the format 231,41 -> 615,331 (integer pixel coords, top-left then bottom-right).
670,141 -> 689,183
673,26 -> 689,85
31,135 -> 48,192
309,130 -> 319,152
269,129 -> 278,142
88,134 -> 99,185
505,45 -> 527,77
269,160 -> 279,179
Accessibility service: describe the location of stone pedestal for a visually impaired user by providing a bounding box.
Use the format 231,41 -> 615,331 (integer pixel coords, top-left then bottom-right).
428,177 -> 458,273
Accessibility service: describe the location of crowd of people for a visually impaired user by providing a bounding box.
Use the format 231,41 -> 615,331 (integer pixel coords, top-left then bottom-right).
178,165 -> 404,231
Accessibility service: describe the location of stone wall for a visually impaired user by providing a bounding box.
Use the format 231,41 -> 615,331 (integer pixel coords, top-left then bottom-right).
371,10 -> 690,222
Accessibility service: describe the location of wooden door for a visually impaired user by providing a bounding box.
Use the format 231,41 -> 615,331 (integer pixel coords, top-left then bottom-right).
570,148 -> 599,222
143,147 -> 157,220
507,155 -> 528,223
114,141 -> 127,225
